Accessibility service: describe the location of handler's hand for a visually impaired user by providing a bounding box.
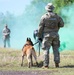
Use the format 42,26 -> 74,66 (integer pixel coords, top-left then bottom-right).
38,38 -> 42,42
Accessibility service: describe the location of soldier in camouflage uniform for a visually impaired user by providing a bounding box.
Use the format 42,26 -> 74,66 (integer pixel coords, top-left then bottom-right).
2,24 -> 11,48
38,3 -> 64,68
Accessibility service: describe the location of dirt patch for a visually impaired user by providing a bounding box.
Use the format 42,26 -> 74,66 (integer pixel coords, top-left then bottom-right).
0,70 -> 56,75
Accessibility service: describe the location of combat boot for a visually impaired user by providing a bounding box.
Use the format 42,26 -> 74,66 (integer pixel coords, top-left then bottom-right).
42,66 -> 49,69
55,63 -> 59,68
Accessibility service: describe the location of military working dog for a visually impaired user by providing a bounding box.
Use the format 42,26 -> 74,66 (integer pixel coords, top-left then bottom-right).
21,38 -> 38,68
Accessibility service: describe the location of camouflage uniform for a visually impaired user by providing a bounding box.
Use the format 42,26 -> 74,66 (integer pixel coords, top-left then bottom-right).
38,3 -> 64,67
3,25 -> 11,47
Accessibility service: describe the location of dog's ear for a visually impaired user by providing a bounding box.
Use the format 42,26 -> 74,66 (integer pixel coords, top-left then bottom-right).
28,38 -> 31,41
27,38 -> 29,41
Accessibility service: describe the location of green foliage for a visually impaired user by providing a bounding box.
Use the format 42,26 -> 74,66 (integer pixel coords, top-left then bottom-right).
31,0 -> 74,14
53,0 -> 74,14
31,0 -> 54,4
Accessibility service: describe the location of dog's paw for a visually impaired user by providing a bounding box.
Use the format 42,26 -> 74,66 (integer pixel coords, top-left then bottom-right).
21,64 -> 23,66
36,62 -> 39,67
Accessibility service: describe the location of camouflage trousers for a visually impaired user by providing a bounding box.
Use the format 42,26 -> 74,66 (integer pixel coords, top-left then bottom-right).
42,33 -> 60,67
3,37 -> 10,48
43,47 -> 60,67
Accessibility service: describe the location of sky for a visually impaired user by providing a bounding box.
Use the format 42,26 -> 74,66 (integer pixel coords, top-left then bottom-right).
0,0 -> 32,15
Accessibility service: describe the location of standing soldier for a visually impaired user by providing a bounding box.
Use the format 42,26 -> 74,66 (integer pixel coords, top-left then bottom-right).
38,3 -> 64,68
2,24 -> 11,48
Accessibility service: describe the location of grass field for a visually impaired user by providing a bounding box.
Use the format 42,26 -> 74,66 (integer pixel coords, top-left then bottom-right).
0,47 -> 74,75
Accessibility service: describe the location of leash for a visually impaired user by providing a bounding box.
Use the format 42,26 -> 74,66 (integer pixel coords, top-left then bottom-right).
33,41 -> 39,46
33,40 -> 41,56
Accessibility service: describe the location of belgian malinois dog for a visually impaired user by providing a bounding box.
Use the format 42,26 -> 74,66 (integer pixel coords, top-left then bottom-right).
21,38 -> 38,68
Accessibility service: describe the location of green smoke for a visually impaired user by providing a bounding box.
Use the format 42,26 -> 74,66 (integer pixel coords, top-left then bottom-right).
59,3 -> 74,51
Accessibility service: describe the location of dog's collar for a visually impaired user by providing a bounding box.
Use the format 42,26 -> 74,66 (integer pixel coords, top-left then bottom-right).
25,44 -> 32,46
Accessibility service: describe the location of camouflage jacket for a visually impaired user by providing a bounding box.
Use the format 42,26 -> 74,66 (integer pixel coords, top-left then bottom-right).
38,12 -> 64,38
3,28 -> 11,38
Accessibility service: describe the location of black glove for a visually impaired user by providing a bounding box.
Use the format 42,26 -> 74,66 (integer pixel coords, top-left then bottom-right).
38,38 -> 42,42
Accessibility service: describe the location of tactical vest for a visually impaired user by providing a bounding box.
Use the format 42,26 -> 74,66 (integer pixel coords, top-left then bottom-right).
43,13 -> 59,33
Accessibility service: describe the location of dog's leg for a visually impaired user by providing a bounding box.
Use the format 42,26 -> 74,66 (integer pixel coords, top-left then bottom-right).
28,62 -> 31,68
36,61 -> 39,67
31,54 -> 33,66
21,55 -> 24,66
32,50 -> 39,67
27,54 -> 31,68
